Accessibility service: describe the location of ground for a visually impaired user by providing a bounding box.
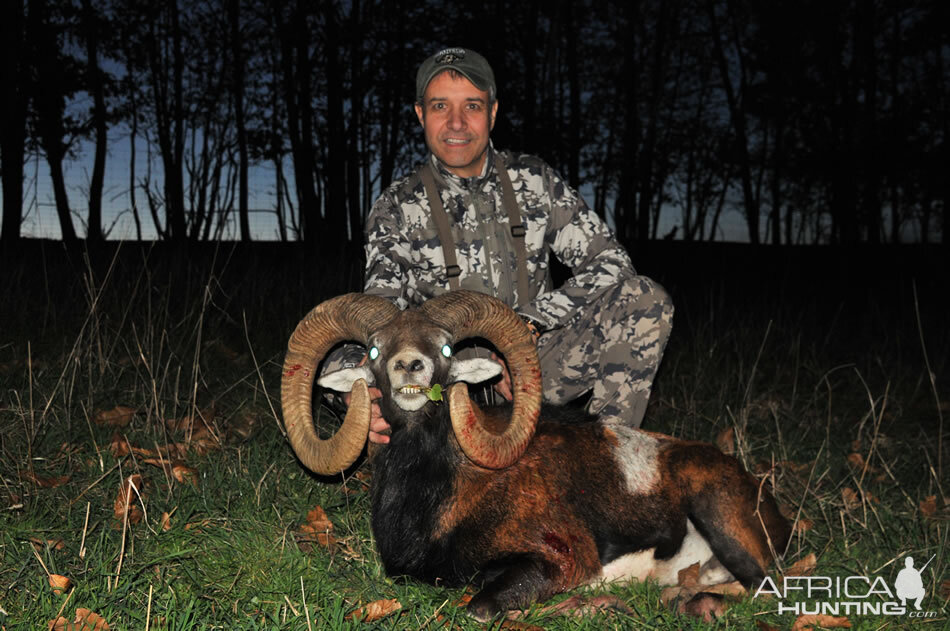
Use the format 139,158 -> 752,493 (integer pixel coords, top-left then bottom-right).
0,240 -> 946,629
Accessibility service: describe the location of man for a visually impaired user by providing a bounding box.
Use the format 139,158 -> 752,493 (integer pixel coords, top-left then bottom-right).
336,47 -> 673,443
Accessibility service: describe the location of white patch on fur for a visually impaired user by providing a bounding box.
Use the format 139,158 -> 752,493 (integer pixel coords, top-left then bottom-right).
596,519 -> 734,586
608,425 -> 660,494
317,367 -> 374,392
448,357 -> 503,384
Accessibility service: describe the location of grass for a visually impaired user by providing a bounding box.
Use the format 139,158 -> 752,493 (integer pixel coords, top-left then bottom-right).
0,241 -> 947,629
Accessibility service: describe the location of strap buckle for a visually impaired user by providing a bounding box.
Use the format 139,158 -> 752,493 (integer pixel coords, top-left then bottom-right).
446,265 -> 462,278
510,224 -> 526,238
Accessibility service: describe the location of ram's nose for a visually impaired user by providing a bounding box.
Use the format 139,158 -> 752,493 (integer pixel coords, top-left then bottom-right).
395,358 -> 425,373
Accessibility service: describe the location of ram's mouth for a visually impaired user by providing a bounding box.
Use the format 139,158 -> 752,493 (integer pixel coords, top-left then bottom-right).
397,385 -> 426,395
395,384 -> 444,402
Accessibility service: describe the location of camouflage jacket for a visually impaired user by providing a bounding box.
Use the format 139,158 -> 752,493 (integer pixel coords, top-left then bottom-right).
364,145 -> 636,323
331,145 -> 636,369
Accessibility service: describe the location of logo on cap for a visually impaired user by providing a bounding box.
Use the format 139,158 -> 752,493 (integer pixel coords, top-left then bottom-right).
435,48 -> 466,64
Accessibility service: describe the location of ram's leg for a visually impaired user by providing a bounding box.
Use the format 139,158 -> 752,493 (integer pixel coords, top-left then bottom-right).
467,557 -> 560,622
684,454 -> 791,586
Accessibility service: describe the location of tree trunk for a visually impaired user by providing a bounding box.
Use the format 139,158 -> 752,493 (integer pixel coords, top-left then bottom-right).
30,0 -> 76,242
614,0 -> 641,243
345,0 -> 364,244
708,0 -> 759,243
322,1 -> 348,245
636,0 -> 672,243
857,1 -> 880,243
275,0 -> 321,243
47,152 -> 77,241
145,2 -> 187,241
229,0 -> 250,241
565,1 -> 580,189
81,0 -> 107,242
0,0 -> 27,244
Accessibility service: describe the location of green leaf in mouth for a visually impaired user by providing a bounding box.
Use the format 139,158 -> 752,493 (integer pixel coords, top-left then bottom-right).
426,383 -> 443,402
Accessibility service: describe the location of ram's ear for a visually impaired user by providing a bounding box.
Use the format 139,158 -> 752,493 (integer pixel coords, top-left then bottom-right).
448,358 -> 504,384
317,366 -> 374,392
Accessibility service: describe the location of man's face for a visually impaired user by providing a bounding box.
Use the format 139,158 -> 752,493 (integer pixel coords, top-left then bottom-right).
415,71 -> 498,178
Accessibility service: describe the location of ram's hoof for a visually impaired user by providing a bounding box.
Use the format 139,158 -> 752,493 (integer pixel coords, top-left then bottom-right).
466,592 -> 505,623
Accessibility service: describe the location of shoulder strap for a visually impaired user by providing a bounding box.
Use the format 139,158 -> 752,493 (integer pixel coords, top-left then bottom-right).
494,154 -> 534,304
420,162 -> 461,291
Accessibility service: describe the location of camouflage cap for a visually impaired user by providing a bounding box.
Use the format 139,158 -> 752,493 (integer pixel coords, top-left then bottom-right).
416,48 -> 496,102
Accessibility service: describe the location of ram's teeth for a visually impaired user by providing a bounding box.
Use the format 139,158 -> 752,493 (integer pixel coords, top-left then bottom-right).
399,386 -> 423,394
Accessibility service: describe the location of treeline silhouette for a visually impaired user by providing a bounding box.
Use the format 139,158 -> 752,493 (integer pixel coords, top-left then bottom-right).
0,0 -> 946,249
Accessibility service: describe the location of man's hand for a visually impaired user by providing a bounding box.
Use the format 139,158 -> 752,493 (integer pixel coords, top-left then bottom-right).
492,318 -> 541,402
491,352 -> 513,401
343,386 -> 390,444
342,353 -> 390,444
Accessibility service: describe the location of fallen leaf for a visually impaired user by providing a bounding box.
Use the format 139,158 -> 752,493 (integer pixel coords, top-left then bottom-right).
153,442 -> 189,459
227,413 -> 257,441
302,506 -> 334,533
160,512 -> 172,531
73,608 -> 111,631
56,442 -> 82,459
31,537 -> 66,551
786,553 -> 818,577
205,339 -> 242,361
846,453 -> 865,469
699,580 -> 747,597
919,495 -> 937,517
791,613 -> 851,631
24,471 -> 71,488
677,562 -> 701,587
841,488 -> 860,511
939,578 -> 950,600
315,532 -> 338,547
716,427 -> 735,455
795,518 -> 814,533
172,464 -> 199,487
680,591 -> 728,622
113,474 -> 146,525
661,564 -> 698,604
184,519 -> 212,531
850,439 -> 862,452
498,621 -> 545,631
49,574 -> 72,595
108,433 -> 130,458
189,438 -> 219,455
93,405 -> 137,428
660,585 -> 682,605
166,408 -> 216,440
346,599 -> 401,622
756,621 -> 782,631
112,435 -> 189,461
297,507 -> 338,550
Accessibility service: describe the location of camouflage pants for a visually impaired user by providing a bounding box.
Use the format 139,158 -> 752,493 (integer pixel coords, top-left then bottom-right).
535,276 -> 673,427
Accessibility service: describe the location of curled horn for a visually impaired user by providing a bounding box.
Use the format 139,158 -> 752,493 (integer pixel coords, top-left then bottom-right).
281,293 -> 399,474
421,290 -> 542,469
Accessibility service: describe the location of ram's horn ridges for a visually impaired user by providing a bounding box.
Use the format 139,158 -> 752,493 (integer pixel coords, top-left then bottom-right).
281,293 -> 398,474
421,290 -> 542,469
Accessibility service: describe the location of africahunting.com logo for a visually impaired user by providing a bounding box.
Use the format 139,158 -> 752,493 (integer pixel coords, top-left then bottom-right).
753,555 -> 939,619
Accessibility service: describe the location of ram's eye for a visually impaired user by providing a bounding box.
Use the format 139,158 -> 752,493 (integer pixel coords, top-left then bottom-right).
441,344 -> 452,358
368,346 -> 380,361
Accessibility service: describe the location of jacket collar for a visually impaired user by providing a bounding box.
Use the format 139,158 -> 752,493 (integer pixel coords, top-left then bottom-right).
428,142 -> 497,193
